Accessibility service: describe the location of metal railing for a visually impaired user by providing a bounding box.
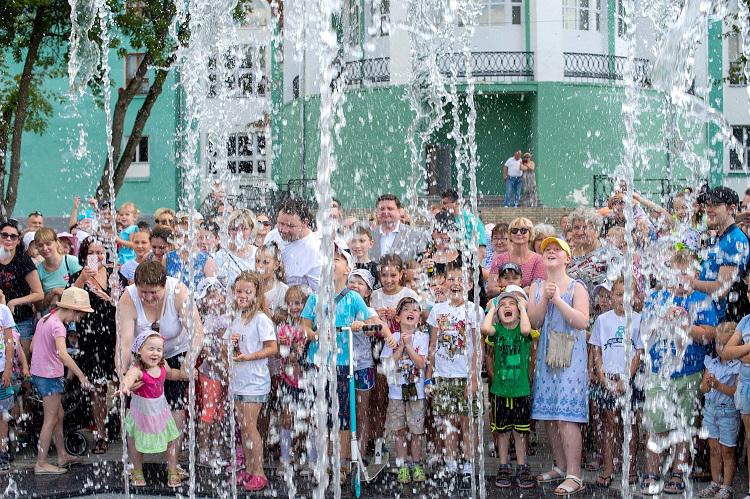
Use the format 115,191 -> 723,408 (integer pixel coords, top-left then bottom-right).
343,57 -> 391,87
592,175 -> 687,207
563,52 -> 651,86
232,178 -> 319,216
437,51 -> 534,81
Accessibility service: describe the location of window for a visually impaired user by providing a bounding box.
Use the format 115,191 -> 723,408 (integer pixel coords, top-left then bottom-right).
125,53 -> 149,94
371,0 -> 390,36
477,0 -> 523,25
562,0 -> 599,31
206,132 -> 268,176
730,126 -> 750,172
616,0 -> 626,37
346,0 -> 360,47
131,136 -> 149,163
292,75 -> 300,99
728,34 -> 746,86
208,45 -> 268,98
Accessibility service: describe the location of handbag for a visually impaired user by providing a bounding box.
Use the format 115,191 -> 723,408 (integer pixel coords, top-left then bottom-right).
545,330 -> 576,369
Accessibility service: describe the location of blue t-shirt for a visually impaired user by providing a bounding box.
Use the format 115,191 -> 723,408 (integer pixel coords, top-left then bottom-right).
704,355 -> 740,406
700,224 -> 749,320
643,289 -> 717,378
117,225 -> 139,264
302,289 -> 372,366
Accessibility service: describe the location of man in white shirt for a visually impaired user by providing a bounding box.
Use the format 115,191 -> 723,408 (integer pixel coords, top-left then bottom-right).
503,150 -> 523,208
265,198 -> 323,290
371,193 -> 429,262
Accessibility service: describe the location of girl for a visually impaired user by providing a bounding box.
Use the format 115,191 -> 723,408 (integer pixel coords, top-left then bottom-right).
215,210 -> 257,286
224,271 -> 277,492
196,278 -> 230,467
255,242 -> 288,322
115,201 -> 140,264
31,287 -> 93,475
527,237 -> 590,496
119,331 -> 188,488
34,228 -> 82,313
120,229 -> 151,284
372,254 -> 420,325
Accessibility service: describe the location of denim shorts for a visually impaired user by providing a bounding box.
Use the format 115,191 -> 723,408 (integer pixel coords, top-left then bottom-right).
702,401 -> 741,447
31,375 -> 65,398
354,366 -> 375,392
234,393 -> 269,404
16,319 -> 34,341
735,376 -> 750,415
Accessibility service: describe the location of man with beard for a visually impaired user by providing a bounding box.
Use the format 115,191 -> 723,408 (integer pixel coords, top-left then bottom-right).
691,187 -> 749,321
264,198 -> 322,290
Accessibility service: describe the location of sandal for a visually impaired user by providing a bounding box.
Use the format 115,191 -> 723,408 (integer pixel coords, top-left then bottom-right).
92,439 -> 108,455
537,465 -> 566,483
243,475 -> 269,492
167,470 -> 184,488
130,469 -> 146,487
597,474 -> 613,488
584,455 -> 603,471
554,475 -> 586,496
663,472 -> 685,495
639,473 -> 662,496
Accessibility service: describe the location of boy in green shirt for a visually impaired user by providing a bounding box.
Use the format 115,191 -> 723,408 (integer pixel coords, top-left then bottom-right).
481,288 -> 534,489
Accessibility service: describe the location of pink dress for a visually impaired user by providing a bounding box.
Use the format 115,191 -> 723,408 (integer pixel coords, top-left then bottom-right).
124,366 -> 179,453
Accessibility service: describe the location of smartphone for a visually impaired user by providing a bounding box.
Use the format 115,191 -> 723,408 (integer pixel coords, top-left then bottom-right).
86,255 -> 99,272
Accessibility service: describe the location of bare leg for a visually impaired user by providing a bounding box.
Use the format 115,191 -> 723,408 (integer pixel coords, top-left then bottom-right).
513,431 -> 527,466
355,390 -> 371,459
92,388 -> 108,443
410,433 -> 423,463
544,420 -> 566,472
166,440 -> 178,473
497,432 -> 510,465
395,428 -> 408,464
127,437 -> 143,472
237,402 -> 266,479
36,395 -> 64,471
645,432 -> 665,476
708,438 -> 721,484
555,421 -> 583,487
602,409 -> 616,478
720,443 -> 736,486
460,415 -> 475,463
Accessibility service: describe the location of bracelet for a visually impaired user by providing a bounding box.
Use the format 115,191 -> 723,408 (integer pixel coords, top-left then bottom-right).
424,378 -> 433,386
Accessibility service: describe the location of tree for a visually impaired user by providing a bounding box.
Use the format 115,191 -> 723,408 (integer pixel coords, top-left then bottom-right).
0,0 -> 70,216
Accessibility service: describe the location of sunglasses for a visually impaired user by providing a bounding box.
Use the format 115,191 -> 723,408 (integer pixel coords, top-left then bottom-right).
28,211 -> 43,217
258,220 -> 272,227
0,232 -> 19,241
510,227 -> 529,235
157,218 -> 175,225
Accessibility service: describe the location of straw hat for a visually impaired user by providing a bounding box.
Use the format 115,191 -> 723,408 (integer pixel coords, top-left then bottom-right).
57,287 -> 94,313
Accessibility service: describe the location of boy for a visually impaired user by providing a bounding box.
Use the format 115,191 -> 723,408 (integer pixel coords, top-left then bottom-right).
348,225 -> 378,287
480,288 -> 535,489
115,202 -> 140,264
640,249 -> 717,495
301,243 -> 378,474
697,322 -> 740,499
381,297 -> 429,484
425,262 -> 484,490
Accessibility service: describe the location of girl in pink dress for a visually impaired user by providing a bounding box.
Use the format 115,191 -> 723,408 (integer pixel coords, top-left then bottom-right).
119,331 -> 188,488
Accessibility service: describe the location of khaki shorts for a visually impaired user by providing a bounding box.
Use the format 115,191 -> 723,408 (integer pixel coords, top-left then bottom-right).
644,371 -> 701,434
385,398 -> 426,435
432,377 -> 481,417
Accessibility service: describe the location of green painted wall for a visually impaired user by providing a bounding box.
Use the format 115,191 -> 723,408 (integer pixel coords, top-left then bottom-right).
707,19 -> 724,186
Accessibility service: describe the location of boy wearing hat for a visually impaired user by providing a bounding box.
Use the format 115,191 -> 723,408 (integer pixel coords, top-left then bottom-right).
481,287 -> 535,489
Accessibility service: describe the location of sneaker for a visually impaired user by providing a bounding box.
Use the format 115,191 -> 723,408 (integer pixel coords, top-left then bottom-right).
716,485 -> 734,499
516,464 -> 535,489
699,482 -> 723,498
495,464 -> 512,488
397,466 -> 411,484
460,472 -> 473,490
411,464 -> 427,483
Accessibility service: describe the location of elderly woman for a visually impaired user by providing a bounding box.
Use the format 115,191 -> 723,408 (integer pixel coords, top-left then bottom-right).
532,224 -> 557,254
215,209 -> 257,285
487,217 -> 546,296
566,207 -> 610,294
116,261 -> 204,444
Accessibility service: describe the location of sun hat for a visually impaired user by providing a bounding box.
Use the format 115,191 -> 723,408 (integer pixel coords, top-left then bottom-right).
132,330 -> 163,354
56,287 -> 94,313
349,268 -> 375,290
540,236 -> 571,257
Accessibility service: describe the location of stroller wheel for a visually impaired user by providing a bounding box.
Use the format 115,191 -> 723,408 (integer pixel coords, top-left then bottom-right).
65,430 -> 88,456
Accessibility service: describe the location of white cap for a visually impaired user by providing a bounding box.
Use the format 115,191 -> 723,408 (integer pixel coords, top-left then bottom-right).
23,231 -> 35,250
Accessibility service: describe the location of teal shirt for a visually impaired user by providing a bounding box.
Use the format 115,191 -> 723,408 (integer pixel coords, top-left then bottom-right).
458,210 -> 487,247
36,255 -> 82,294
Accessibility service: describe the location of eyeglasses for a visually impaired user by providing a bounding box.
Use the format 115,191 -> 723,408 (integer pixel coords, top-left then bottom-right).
0,232 -> 19,241
492,236 -> 508,242
510,227 -> 529,235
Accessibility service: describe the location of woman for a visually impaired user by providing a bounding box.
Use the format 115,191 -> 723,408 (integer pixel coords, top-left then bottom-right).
488,217 -> 546,295
215,209 -> 257,285
532,224 -> 556,254
72,238 -> 117,454
165,222 -> 217,288
254,213 -> 273,247
0,219 -> 43,357
528,237 -> 590,495
521,152 -> 538,207
567,207 -> 609,295
154,208 -> 176,229
34,228 -> 82,313
116,261 -> 204,449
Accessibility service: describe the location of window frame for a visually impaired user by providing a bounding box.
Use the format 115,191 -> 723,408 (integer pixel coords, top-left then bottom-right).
370,0 -> 390,36
729,126 -> 750,173
562,0 -> 600,32
131,136 -> 149,164
206,131 -> 269,178
208,44 -> 269,98
476,0 -> 523,26
125,53 -> 149,94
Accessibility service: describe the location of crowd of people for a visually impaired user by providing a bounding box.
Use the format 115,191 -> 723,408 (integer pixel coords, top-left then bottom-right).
1,183 -> 750,497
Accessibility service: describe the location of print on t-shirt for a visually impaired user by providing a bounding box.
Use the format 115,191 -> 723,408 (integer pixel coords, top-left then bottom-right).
437,314 -> 467,361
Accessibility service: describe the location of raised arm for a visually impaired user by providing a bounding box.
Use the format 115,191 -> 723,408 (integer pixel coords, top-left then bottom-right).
526,280 -> 547,329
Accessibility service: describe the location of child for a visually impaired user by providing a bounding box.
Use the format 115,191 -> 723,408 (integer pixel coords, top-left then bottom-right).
0,294 -> 15,471
255,241 -> 288,321
481,288 -> 535,489
589,278 -> 644,488
639,248 -> 717,495
696,322 -> 740,499
120,229 -> 151,284
348,224 -> 378,285
115,201 -> 140,264
425,262 -> 484,491
196,279 -> 230,467
120,331 -> 188,488
30,287 -> 94,475
372,254 -> 420,325
381,297 -> 429,484
225,271 -> 277,492
403,259 -> 420,293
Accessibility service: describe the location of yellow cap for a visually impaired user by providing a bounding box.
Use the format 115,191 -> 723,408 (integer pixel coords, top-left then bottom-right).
540,236 -> 571,257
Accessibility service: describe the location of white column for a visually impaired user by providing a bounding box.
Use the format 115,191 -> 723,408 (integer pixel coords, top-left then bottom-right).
388,1 -> 411,85
532,0 -> 564,82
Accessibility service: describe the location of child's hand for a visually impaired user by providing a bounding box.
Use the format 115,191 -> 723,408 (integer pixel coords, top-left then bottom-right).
78,375 -> 94,392
384,333 -> 397,349
22,367 -> 30,379
230,332 -> 240,345
544,282 -> 560,301
401,330 -> 413,345
516,296 -> 528,310
350,321 -> 364,332
113,386 -> 131,397
0,289 -> 6,305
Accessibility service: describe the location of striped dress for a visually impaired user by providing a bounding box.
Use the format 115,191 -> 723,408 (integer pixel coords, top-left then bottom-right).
124,366 -> 179,453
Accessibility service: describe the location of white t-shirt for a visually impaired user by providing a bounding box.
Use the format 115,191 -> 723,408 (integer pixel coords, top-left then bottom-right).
265,229 -> 322,291
379,222 -> 401,256
589,310 -> 643,375
426,301 -> 484,378
224,312 -> 276,396
381,329 -> 430,400
215,247 -> 256,286
371,286 -> 420,310
264,280 -> 289,313
0,304 -> 15,371
505,156 -> 523,177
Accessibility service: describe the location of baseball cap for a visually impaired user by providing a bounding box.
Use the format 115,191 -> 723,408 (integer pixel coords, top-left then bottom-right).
502,284 -> 529,301
349,268 -> 375,290
699,186 -> 739,207
540,236 -> 572,257
334,240 -> 354,269
499,262 -> 522,275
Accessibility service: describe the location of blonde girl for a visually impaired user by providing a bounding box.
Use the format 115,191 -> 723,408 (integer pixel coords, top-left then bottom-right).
225,271 -> 277,492
372,254 -> 420,323
254,241 -> 288,322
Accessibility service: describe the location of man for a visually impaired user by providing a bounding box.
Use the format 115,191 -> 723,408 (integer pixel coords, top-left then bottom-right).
691,187 -> 749,321
26,211 -> 44,232
441,188 -> 487,263
503,150 -> 523,208
265,198 -> 323,290
371,193 -> 429,261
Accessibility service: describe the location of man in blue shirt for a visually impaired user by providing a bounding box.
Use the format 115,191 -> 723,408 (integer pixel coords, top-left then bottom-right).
441,189 -> 487,263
